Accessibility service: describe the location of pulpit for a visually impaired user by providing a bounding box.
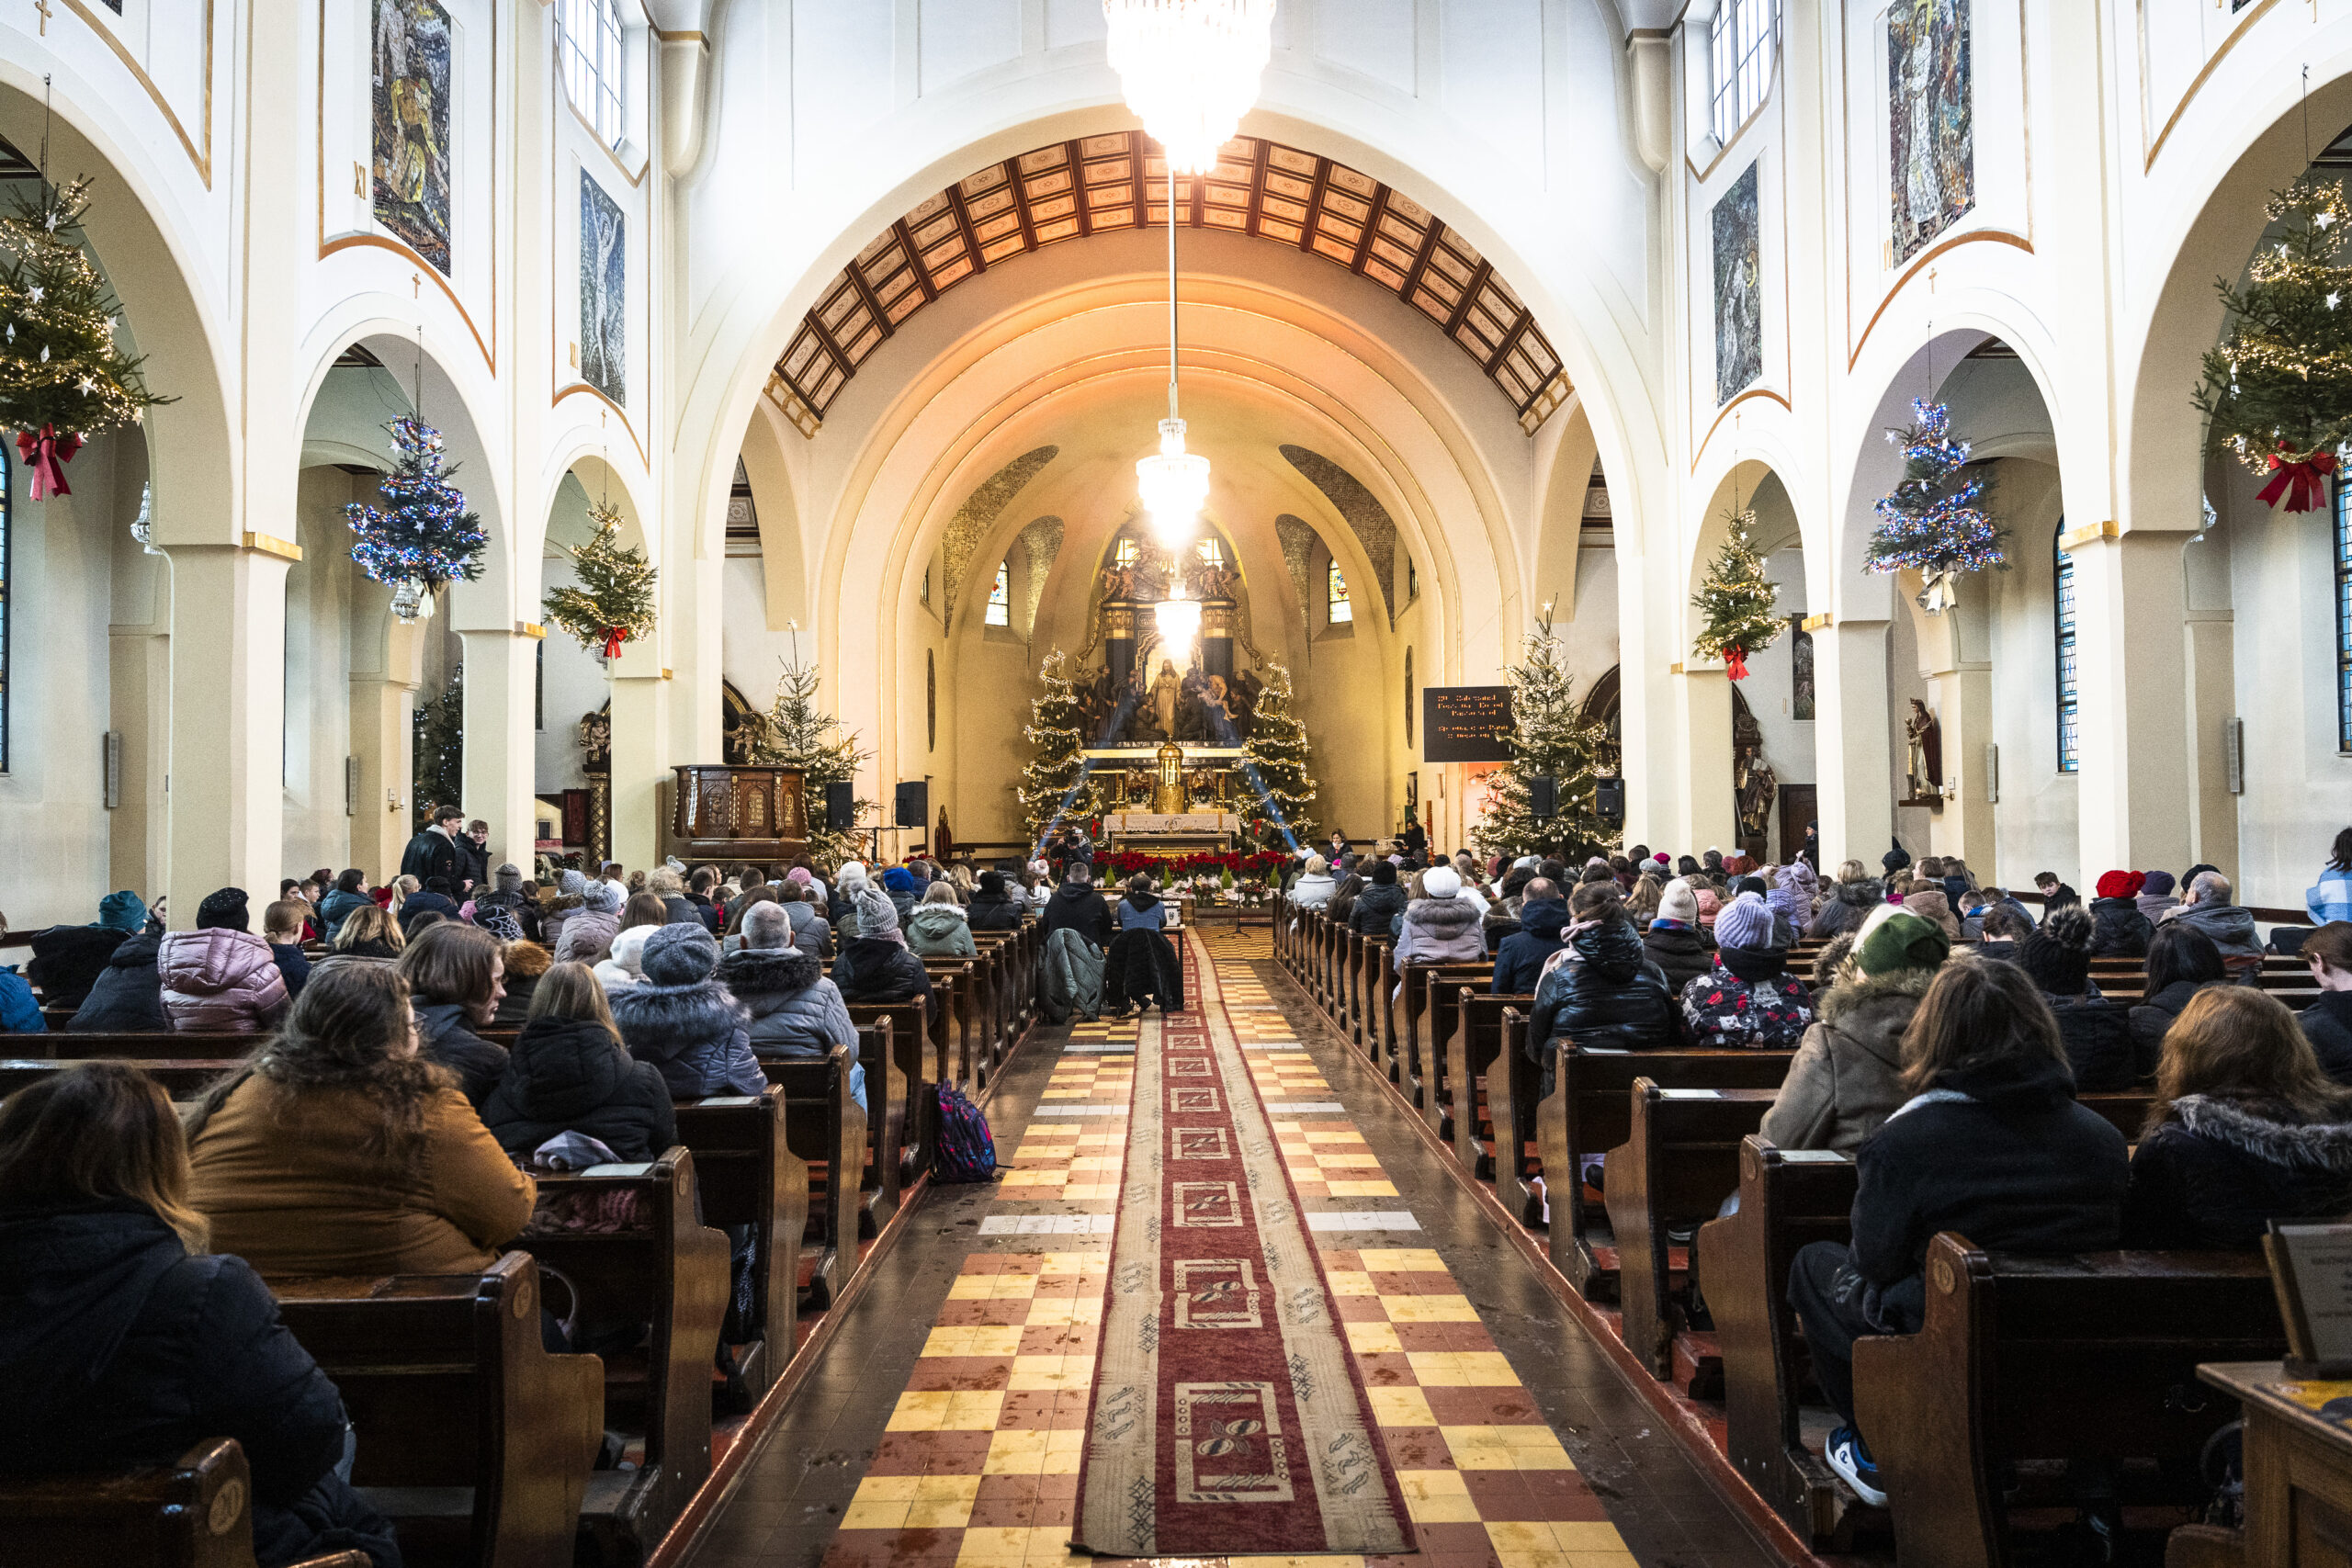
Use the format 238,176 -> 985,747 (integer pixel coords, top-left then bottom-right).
662,765 -> 808,868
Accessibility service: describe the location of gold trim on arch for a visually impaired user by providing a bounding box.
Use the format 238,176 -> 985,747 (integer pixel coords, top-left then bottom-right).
1800,612 -> 1833,633
55,0 -> 214,186
1845,230 -> 2035,370
1690,386 -> 1793,470
552,382 -> 649,468
2140,0 -> 2280,171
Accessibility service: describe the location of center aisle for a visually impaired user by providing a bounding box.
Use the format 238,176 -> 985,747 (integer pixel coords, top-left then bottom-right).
681,927 -> 1776,1568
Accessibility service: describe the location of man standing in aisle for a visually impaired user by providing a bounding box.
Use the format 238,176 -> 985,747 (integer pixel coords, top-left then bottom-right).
401,804 -> 465,886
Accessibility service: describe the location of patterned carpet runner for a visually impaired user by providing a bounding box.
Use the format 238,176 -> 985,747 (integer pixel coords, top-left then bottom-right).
1071,933 -> 1417,1557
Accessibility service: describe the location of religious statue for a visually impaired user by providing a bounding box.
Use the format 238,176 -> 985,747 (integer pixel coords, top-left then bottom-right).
1097,559 -> 1139,603
1150,659 -> 1182,743
1736,751 -> 1778,845
577,707 -> 613,774
1228,667 -> 1263,738
1904,699 -> 1942,799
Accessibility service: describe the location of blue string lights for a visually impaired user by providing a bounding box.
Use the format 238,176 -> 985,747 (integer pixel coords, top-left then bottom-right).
345,416 -> 488,616
1866,398 -> 2003,612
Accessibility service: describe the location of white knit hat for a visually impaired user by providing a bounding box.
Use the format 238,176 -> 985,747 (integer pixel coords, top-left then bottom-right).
1423,865 -> 1462,898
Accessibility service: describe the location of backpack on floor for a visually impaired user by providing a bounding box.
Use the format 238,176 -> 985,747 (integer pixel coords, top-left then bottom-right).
933,1083 -> 1001,1183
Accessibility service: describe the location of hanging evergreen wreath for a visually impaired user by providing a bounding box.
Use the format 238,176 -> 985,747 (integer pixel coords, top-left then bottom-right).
1866,398 -> 2003,613
1690,504 -> 1782,680
345,416 -> 489,618
542,498 -> 657,658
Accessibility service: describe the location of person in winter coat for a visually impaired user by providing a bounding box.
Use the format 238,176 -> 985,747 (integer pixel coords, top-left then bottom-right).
1038,869 -> 1117,951
263,901 -> 311,1000
909,882 -> 980,956
2129,924 -> 2227,1065
1116,876 -> 1169,933
1762,910 -> 1949,1153
469,863 -> 535,944
2162,871 -> 2265,966
396,877 -> 459,938
831,890 -> 939,1020
309,905 -> 405,984
160,888 -> 290,1033
395,922 -> 510,1108
1898,886 -> 1961,942
2087,870 -> 2154,957
484,964 -> 677,1163
1680,893 -> 1814,1048
1767,863 -> 1815,947
2301,923 -> 2352,1083
882,865 -> 922,925
62,919 -> 166,1032
553,879 -> 625,965
1391,866 -> 1487,972
2122,986 -> 2352,1250
2309,828 -> 2352,927
1527,883 -> 1679,1093
2137,868 -> 2182,926
187,964 -> 537,1277
720,886 -> 782,956
1642,879 -> 1717,994
612,923 -> 766,1098
1289,855 -> 1338,909
718,910 -> 867,1111
776,883 -> 835,956
1493,882 -> 1567,995
593,924 -> 656,993
967,870 -> 1024,932
2017,906 -> 2139,1090
494,939 -> 552,1025
1789,957 -> 2128,1509
1350,860 -> 1409,936
317,870 -> 373,945
28,892 -> 144,1009
0,952 -> 41,1032
0,1063 -> 402,1568
399,805 -> 466,886
1325,872 -> 1365,927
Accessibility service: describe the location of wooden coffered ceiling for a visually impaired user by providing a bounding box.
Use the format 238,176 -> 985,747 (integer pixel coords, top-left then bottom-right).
766,130 -> 1572,437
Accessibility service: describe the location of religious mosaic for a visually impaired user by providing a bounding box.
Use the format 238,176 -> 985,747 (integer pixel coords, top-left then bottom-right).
580,172 -> 625,404
1713,162 -> 1763,404
1889,0 -> 1975,265
371,0 -> 454,273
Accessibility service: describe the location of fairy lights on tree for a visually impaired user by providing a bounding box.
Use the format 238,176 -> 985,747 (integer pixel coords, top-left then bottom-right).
542,498 -> 656,658
1690,502 -> 1783,678
345,416 -> 488,620
1866,399 -> 2003,613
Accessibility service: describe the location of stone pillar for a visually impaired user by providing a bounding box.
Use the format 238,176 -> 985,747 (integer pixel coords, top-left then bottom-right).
2069,528 -> 2193,877
161,542 -> 294,923
1811,616 -> 1894,874
459,626 -> 545,877
2183,607 -> 2239,877
609,649 -> 669,873
1911,585 -> 1996,874
1673,665 -> 1739,854
348,613 -> 426,878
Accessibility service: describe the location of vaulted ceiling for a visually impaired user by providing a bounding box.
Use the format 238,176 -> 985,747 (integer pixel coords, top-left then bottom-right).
766,130 -> 1572,437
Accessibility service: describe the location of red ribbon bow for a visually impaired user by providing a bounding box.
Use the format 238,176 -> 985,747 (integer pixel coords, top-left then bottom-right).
1724,645 -> 1750,681
601,626 -> 628,658
16,424 -> 83,500
2256,448 -> 2337,513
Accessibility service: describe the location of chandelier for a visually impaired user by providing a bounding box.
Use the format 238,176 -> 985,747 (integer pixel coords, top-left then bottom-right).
1102,0 -> 1278,175
1153,575 -> 1203,651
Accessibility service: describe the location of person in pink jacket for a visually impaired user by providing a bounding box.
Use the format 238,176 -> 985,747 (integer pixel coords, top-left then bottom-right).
159,888 -> 289,1032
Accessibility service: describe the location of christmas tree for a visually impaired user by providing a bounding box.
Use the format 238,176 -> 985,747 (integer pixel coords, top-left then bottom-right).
1239,661 -> 1317,852
0,176 -> 174,497
1473,620 -> 1612,860
1690,504 -> 1782,679
2192,177 -> 2352,511
1018,649 -> 1101,846
543,498 -> 657,657
346,416 -> 489,611
750,659 -> 872,865
1865,399 -> 2003,611
411,664 -> 464,832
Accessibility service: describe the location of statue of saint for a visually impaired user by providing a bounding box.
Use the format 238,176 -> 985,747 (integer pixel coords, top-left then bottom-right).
1904,699 -> 1941,797
1150,659 -> 1182,744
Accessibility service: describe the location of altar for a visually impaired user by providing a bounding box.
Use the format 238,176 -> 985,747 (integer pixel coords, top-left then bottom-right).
1103,808 -> 1239,857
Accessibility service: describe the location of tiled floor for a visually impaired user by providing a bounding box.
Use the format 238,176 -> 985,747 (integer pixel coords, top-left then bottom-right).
683,927 -> 1776,1568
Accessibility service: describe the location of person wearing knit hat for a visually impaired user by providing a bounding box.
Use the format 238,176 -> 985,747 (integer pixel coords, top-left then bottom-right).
1680,892 -> 1813,1048
552,878 -> 626,965
1642,877 -> 1714,992
609,922 -> 766,1097
2019,906 -> 2137,1089
2088,871 -> 2154,958
2137,869 -> 2180,925
1759,910 -> 1949,1156
559,868 -> 588,899
1693,886 -> 1723,928
1855,908 -> 1951,976
96,890 -> 150,935
1882,839 -> 1913,874
831,885 -> 936,1013
1394,863 -> 1486,971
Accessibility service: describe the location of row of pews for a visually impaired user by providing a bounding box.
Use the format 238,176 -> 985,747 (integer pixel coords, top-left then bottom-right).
0,921 -> 1042,1568
1273,899 -> 2299,1565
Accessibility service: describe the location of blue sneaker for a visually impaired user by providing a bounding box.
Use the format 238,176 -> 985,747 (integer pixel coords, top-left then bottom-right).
1826,1426 -> 1887,1507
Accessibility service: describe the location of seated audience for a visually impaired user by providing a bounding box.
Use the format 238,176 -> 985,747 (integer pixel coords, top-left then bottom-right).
1623,871 -> 1664,929
27,893 -> 145,1010
832,890 -> 939,1015
467,863 -> 535,943
720,904 -> 860,1072
2163,870 -> 2265,966
882,865 -> 921,923
1350,859 -> 1408,935
396,876 -> 458,935
2301,923 -> 2352,1082
1038,867 -> 1117,950
0,1062 -> 401,1567
2129,924 -> 2228,1064
1393,866 -> 1487,970
0,941 -> 40,1033
1768,862 -> 1815,947
613,923 -> 764,1097
161,888 -> 290,1032
1899,882 -> 1961,942
1118,875 -> 1171,935
1290,854 -> 1337,908
1643,879 -> 1716,993
721,884 -> 782,955
593,924 -> 656,993
1679,892 -> 1813,1048
1527,883 -> 1679,1092
1762,910 -> 1948,1153
263,899 -> 311,1000
778,882 -> 835,955
2137,868 -> 2181,925
484,963 -> 676,1164
2034,871 -> 2082,911
395,922 -> 509,1108
311,904 -> 405,981
187,963 -> 537,1275
1975,902 -> 2034,962
1493,879 -> 1567,995
2017,907 -> 2139,1089
2087,870 -> 2154,957
2123,986 -> 2352,1249
648,867 -> 698,928
552,879 -> 625,965
494,939 -> 551,1025
318,868 -> 373,944
2310,828 -> 2352,927
1789,957 -> 2128,1508
1326,872 -> 1365,926
909,881 -> 979,955
967,870 -> 1024,931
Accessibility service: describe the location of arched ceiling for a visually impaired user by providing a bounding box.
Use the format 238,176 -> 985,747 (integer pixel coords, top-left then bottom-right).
768,130 -> 1573,438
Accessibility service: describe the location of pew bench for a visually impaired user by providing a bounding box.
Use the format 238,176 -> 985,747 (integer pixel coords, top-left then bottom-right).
755,1044 -> 865,1310
673,1089 -> 810,1399
0,1438 -> 372,1568
1445,991 -> 1532,1178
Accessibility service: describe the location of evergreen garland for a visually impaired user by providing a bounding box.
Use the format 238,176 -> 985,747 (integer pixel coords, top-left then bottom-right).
1473,622 -> 1612,860
542,499 -> 657,657
411,664 -> 464,832
1239,661 -> 1317,852
2191,177 -> 2352,511
1865,399 -> 2003,610
1690,506 -> 1782,678
750,659 -> 873,864
345,416 -> 489,606
1018,649 -> 1101,846
0,176 -> 175,497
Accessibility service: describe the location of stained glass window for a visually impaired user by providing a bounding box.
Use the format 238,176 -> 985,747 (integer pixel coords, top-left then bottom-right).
2054,523 -> 2079,774
986,560 -> 1012,626
557,0 -> 628,148
2336,479 -> 2352,751
1709,0 -> 1779,145
1328,558 -> 1352,626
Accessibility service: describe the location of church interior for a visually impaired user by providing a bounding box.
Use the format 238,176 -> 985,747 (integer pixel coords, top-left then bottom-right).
5,2 -> 2352,1567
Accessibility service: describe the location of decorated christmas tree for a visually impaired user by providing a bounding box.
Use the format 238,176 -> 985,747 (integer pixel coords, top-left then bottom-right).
411,664 -> 464,833
1018,649 -> 1100,845
1690,504 -> 1782,679
1239,661 -> 1317,852
346,416 -> 489,617
750,659 -> 872,865
542,499 -> 657,657
2192,177 -> 2352,511
0,175 -> 174,497
1866,399 -> 2002,611
1473,621 -> 1612,860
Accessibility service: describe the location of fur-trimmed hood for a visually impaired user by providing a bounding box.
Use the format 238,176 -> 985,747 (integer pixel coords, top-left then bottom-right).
1402,896 -> 1482,939
2166,1094 -> 2352,1173
1818,963 -> 1938,1026
501,940 -> 553,979
718,946 -> 823,1008
609,976 -> 749,1062
1832,878 -> 1885,909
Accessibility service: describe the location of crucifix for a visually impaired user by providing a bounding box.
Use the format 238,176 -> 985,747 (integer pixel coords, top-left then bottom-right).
36,0 -> 53,35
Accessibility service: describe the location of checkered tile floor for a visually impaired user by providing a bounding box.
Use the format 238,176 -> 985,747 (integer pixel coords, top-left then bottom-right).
820,927 -> 1640,1568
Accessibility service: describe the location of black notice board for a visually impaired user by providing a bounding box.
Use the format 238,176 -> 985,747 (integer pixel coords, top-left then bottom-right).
1421,686 -> 1514,762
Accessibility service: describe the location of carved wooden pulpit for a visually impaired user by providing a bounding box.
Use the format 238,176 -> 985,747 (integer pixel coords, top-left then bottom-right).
664,765 -> 809,866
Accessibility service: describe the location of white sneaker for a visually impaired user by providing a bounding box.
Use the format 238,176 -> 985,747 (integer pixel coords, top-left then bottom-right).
1825,1426 -> 1888,1508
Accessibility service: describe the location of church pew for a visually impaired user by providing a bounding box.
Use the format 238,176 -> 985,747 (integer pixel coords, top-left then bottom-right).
673,1089 -> 810,1398
917,961 -> 982,1095
1336,925 -> 1364,1040
271,1251 -> 604,1568
0,1057 -> 242,1100
755,1044 -> 865,1310
961,938 -> 1014,1059
1361,935 -> 1396,1073
0,1438 -> 372,1568
8,1030 -> 259,1062
842,1004 -> 921,1190
1852,1234 -> 2288,1568
506,1146 -> 728,1560
1485,1009 -> 1546,1226
1410,964 -> 1496,1137
1447,991 -> 1530,1176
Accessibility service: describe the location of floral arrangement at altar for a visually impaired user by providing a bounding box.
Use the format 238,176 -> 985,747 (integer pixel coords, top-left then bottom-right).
1102,847 -> 1290,882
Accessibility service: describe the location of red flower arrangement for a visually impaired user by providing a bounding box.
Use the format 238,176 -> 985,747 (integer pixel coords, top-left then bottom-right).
1101,848 -> 1289,881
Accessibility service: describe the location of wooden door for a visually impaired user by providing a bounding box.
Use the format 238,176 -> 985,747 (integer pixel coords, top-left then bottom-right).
1778,784 -> 1817,864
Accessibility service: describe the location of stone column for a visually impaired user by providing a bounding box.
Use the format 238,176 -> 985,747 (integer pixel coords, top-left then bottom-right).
1673,664 -> 1738,853
459,626 -> 546,877
1810,615 -> 1894,874
609,645 -> 669,872
1911,585 -> 1996,873
2068,527 -> 2193,877
348,611 -> 426,877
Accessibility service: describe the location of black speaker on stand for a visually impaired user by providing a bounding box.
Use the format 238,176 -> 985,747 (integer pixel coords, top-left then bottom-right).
1529,775 -> 1558,820
824,780 -> 856,833
1596,777 -> 1625,828
895,781 -> 930,829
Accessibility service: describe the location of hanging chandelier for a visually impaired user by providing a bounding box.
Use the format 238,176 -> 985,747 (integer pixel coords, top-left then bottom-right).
1101,0 -> 1277,175
1153,576 -> 1203,651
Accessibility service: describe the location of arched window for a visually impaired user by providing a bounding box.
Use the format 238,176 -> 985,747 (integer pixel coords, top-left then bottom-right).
557,0 -> 628,147
2053,523 -> 2079,773
2335,479 -> 2352,751
985,560 -> 1012,626
1114,536 -> 1140,569
1708,0 -> 1780,145
1195,536 -> 1226,566
1328,558 -> 1353,625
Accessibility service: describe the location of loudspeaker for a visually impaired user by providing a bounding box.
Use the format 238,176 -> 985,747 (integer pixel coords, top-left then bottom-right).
895,780 -> 929,829
1595,777 -> 1625,826
1529,775 -> 1558,819
824,780 -> 855,832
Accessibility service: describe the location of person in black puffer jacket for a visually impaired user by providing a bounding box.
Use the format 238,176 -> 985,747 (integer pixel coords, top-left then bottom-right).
1492,884 -> 1566,995
484,964 -> 676,1163
2124,986 -> 2352,1249
67,928 -> 170,1032
1806,874 -> 1884,940
2087,870 -> 2154,958
1350,860 -> 1408,935
967,871 -> 1025,932
2301,924 -> 2352,1084
831,889 -> 938,1020
0,1064 -> 401,1567
2018,907 -> 2139,1089
1527,883 -> 1679,1095
1036,871 -> 1116,951
27,919 -> 133,1011
396,922 -> 512,1108
614,923 -> 765,1099
2128,924 -> 2226,1065
1642,878 -> 1717,993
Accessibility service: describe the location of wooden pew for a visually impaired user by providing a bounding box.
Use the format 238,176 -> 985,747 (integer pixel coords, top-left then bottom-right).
842,1005 -> 919,1203
1444,990 -> 1527,1173
271,1252 -> 604,1568
509,1147 -> 729,1559
8,1030 -> 259,1061
916,961 -> 979,1097
1361,935 -> 1396,1073
0,1438 -> 371,1568
1482,1009 -> 1545,1226
756,1043 -> 865,1309
1854,1233 -> 2288,1568
1407,964 -> 1493,1134
0,1057 -> 242,1100
673,1089 -> 809,1398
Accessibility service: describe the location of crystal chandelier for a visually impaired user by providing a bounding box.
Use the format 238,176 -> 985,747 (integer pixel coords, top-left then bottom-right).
1131,115 -> 1212,550
1102,0 -> 1277,175
1153,575 -> 1203,651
